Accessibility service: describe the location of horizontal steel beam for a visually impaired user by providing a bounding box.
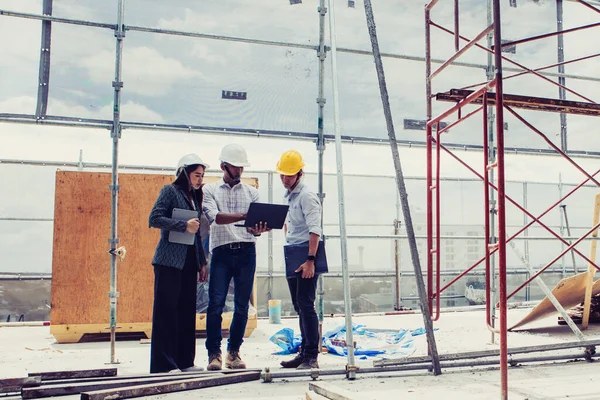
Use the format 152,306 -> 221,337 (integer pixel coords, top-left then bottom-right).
373,338 -> 600,367
1,10 -> 600,83
126,25 -> 315,51
0,157 -> 583,186
2,114 -> 600,158
262,351 -> 600,382
0,9 -> 114,29
438,89 -> 600,116
325,234 -> 600,241
0,266 -> 579,281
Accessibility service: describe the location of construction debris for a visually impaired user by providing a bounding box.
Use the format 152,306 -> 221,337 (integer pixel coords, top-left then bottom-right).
0,367 -> 262,399
0,376 -> 41,394
28,368 -> 117,381
559,294 -> 600,325
22,374 -> 218,399
80,371 -> 260,400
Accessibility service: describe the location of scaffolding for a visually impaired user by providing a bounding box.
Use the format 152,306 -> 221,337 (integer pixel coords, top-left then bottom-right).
1,0 -> 600,398
423,0 -> 600,398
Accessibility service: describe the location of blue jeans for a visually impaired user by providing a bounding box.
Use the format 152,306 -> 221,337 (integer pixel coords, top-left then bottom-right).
205,244 -> 256,355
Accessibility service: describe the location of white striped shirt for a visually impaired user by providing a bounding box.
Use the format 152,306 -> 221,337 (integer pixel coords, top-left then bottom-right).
202,179 -> 259,251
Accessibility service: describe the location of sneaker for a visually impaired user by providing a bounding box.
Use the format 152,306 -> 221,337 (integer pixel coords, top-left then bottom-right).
225,350 -> 247,369
207,353 -> 222,371
296,356 -> 319,370
280,353 -> 304,369
181,365 -> 204,372
168,368 -> 181,373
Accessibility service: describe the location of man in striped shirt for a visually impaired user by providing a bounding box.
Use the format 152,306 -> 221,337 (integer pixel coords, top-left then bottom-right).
202,143 -> 269,371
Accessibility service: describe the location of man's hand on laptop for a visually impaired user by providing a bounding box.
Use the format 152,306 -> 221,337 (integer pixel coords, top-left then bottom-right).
247,221 -> 271,236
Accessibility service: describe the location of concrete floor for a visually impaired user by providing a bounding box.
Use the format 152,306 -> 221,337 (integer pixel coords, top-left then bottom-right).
1,308 -> 599,399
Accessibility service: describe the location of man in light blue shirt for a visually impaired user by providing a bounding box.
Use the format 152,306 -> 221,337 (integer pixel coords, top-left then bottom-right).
276,150 -> 323,370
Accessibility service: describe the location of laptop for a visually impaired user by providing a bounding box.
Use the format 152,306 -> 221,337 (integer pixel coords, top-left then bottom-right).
234,202 -> 289,229
168,208 -> 199,245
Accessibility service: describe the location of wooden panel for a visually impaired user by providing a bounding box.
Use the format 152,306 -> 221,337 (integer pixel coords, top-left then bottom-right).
582,193 -> 600,329
51,171 -> 258,327
510,273 -> 600,330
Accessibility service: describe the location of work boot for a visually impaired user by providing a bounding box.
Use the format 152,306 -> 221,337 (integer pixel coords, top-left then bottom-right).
296,356 -> 319,370
207,353 -> 222,371
280,353 -> 304,369
225,350 -> 247,369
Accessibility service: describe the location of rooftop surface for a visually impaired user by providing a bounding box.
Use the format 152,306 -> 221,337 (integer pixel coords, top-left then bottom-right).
1,308 -> 599,399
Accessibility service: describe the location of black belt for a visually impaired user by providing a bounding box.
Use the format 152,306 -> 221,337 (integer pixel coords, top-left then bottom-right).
215,242 -> 255,250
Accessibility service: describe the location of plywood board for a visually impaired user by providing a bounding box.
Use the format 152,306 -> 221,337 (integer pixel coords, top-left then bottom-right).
50,171 -> 259,328
509,272 -> 600,330
50,316 -> 257,344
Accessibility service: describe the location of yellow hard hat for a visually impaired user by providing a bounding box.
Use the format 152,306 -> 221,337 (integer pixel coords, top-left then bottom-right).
276,150 -> 305,176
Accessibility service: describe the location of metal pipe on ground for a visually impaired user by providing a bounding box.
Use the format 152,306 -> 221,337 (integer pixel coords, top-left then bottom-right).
261,351 -> 599,382
373,338 -> 600,368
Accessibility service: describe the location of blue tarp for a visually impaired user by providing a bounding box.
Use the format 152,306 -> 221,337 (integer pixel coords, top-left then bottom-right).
269,324 -> 434,359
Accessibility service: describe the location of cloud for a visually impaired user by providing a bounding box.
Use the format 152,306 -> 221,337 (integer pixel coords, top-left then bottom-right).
50,99 -> 164,123
155,4 -> 317,44
79,46 -> 204,97
0,96 -> 164,123
0,96 -> 37,114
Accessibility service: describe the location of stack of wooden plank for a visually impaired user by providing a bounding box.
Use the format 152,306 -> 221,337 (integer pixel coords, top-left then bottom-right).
0,367 -> 260,399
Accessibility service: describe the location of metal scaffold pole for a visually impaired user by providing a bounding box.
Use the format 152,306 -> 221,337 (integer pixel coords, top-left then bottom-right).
326,0 -> 356,379
364,0 -> 441,376
486,0 -> 498,346
316,0 -> 328,353
557,0 -> 568,152
107,0 -> 125,365
491,0 -> 509,397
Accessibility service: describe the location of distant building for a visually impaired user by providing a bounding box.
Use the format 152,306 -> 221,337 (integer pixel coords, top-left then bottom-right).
358,293 -> 395,313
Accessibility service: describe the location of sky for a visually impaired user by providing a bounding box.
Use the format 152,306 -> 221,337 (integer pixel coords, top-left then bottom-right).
1,0 -> 599,274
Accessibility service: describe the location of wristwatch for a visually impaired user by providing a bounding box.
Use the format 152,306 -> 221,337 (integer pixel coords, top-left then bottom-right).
307,255 -> 316,262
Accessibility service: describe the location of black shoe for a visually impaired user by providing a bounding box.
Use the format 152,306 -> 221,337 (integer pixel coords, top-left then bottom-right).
296,356 -> 319,370
280,353 -> 304,369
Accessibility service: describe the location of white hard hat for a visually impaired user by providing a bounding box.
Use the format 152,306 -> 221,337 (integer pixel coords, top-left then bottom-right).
176,153 -> 210,176
219,144 -> 250,167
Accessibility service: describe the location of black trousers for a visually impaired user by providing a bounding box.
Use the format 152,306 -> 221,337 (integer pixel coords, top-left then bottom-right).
287,275 -> 319,358
150,246 -> 198,373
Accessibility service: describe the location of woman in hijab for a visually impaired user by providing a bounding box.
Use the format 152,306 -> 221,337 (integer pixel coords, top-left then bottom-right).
148,153 -> 209,373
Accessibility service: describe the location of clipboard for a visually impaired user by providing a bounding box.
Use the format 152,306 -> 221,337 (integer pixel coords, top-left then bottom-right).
168,208 -> 198,245
284,241 -> 328,278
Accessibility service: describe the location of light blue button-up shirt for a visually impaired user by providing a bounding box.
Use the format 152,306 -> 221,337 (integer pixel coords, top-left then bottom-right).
284,183 -> 323,245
